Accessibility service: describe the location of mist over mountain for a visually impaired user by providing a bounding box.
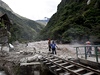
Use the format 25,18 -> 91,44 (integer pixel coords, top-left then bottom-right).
38,0 -> 100,44
36,17 -> 50,26
0,0 -> 44,42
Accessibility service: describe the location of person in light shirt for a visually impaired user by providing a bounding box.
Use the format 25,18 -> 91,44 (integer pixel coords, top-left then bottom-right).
86,41 -> 92,57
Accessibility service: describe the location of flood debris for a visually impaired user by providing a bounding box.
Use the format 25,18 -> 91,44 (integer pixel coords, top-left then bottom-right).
0,40 -> 79,75
20,62 -> 41,66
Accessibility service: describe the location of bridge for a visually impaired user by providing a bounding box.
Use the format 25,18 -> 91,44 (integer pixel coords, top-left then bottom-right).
40,53 -> 100,75
20,51 -> 100,75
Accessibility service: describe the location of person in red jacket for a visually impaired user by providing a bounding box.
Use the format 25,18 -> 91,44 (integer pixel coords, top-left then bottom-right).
48,38 -> 51,52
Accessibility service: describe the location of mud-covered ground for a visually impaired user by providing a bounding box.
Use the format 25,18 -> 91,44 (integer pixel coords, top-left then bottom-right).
0,40 -> 82,63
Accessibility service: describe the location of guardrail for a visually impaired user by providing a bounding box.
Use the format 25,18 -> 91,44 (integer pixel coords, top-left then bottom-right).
74,45 -> 100,63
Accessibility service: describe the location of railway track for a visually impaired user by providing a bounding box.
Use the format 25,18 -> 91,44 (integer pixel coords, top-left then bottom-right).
40,53 -> 100,75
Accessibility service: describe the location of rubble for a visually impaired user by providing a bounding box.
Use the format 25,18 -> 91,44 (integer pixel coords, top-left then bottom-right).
0,40 -> 83,75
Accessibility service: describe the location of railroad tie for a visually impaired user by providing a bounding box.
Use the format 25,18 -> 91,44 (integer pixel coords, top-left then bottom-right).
73,68 -> 84,73
59,62 -> 69,66
83,71 -> 95,75
55,60 -> 63,63
46,62 -> 52,66
50,58 -> 58,61
50,65 -> 56,68
65,65 -> 75,69
55,68 -> 62,72
49,65 -> 57,71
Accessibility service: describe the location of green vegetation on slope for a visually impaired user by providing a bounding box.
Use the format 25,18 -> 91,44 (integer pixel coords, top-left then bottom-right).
0,6 -> 44,42
39,0 -> 100,43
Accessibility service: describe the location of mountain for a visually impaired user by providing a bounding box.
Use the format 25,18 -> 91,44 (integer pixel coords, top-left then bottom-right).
0,0 -> 12,11
38,0 -> 100,44
0,0 -> 44,42
36,18 -> 50,26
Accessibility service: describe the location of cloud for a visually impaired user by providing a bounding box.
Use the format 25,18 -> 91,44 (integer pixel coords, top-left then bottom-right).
2,0 -> 61,20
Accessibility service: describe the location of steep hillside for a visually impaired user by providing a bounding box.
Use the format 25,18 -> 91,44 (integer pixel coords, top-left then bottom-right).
0,0 -> 44,42
39,0 -> 100,43
0,0 -> 12,11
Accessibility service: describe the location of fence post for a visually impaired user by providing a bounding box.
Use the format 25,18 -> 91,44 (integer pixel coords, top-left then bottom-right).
76,47 -> 79,58
95,46 -> 98,63
84,46 -> 87,59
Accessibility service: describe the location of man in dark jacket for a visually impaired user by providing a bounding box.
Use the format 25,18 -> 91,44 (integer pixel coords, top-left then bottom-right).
50,40 -> 58,54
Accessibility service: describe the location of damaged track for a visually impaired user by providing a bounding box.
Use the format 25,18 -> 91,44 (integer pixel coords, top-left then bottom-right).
39,53 -> 100,75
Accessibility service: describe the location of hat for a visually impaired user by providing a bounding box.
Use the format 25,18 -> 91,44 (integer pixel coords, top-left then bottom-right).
86,41 -> 91,44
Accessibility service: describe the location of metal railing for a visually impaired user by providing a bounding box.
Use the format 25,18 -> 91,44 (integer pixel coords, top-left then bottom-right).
74,45 -> 100,63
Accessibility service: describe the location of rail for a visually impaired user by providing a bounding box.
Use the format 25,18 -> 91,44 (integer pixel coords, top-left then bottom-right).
40,53 -> 100,75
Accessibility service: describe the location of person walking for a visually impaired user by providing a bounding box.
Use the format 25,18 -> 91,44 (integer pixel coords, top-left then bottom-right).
48,38 -> 51,52
50,40 -> 58,54
86,41 -> 92,57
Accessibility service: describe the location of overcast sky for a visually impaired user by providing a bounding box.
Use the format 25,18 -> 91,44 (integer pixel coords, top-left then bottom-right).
2,0 -> 61,20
